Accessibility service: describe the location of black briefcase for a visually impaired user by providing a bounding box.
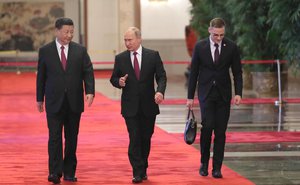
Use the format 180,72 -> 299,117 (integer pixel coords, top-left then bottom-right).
184,109 -> 197,145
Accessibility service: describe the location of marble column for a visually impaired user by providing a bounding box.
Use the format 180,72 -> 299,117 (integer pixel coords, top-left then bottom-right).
117,0 -> 140,52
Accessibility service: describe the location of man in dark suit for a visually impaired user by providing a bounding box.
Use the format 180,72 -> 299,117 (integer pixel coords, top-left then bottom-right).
187,18 -> 243,178
36,17 -> 95,184
110,27 -> 167,184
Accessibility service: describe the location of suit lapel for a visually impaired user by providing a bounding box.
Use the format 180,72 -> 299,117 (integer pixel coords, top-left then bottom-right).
125,51 -> 137,79
66,42 -> 74,71
140,47 -> 148,80
217,39 -> 228,66
50,41 -> 65,72
204,39 -> 215,66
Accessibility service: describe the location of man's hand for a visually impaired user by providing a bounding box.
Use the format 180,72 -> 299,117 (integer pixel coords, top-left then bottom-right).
37,102 -> 44,112
154,92 -> 164,104
233,95 -> 242,105
119,74 -> 128,87
186,99 -> 194,109
86,94 -> 94,107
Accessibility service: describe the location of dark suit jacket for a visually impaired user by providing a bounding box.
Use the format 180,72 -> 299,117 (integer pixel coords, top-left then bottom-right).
188,38 -> 243,102
36,41 -> 95,113
110,47 -> 167,117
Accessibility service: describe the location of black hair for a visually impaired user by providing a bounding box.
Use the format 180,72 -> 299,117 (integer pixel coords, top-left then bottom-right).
55,17 -> 74,29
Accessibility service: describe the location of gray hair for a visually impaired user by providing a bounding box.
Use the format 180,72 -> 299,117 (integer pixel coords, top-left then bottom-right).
127,27 -> 141,38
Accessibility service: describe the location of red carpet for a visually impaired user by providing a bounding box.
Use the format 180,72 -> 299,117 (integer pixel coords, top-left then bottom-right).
94,69 -> 112,78
226,131 -> 300,143
174,131 -> 300,144
0,72 -> 254,185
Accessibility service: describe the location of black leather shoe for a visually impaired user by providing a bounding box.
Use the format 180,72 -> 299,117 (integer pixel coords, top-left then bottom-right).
132,176 -> 143,184
63,176 -> 78,182
141,174 -> 148,180
212,169 -> 223,178
48,174 -> 61,184
199,163 -> 208,176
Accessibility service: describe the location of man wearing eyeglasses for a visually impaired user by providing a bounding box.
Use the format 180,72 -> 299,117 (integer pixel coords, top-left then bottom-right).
186,17 -> 243,178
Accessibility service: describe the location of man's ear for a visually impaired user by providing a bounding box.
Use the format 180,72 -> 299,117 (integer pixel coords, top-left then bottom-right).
208,27 -> 212,34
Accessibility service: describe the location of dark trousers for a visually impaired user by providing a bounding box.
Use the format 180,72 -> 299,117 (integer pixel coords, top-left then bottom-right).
199,86 -> 230,170
46,95 -> 81,177
124,109 -> 156,177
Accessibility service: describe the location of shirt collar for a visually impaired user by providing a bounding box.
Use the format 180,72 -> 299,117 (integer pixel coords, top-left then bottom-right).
56,39 -> 69,50
209,37 -> 222,47
132,45 -> 142,55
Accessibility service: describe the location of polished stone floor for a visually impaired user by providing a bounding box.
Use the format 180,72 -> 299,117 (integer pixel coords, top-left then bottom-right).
96,64 -> 300,185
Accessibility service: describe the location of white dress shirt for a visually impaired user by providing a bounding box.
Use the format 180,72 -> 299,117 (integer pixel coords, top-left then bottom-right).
56,39 -> 69,61
130,45 -> 142,70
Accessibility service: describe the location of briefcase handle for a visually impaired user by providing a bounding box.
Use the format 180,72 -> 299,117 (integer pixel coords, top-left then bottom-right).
187,108 -> 195,120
